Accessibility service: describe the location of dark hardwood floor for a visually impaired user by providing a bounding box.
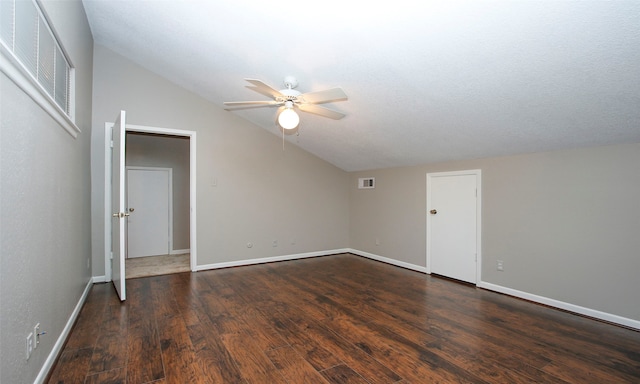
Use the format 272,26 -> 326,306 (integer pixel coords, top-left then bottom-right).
48,254 -> 640,383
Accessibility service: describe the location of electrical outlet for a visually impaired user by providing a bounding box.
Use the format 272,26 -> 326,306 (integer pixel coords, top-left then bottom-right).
375,238 -> 380,246
26,332 -> 34,359
497,260 -> 504,271
34,323 -> 40,349
272,239 -> 278,247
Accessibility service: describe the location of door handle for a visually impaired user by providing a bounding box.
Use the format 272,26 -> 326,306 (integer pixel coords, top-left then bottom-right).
112,212 -> 130,218
128,208 -> 135,212
430,209 -> 437,215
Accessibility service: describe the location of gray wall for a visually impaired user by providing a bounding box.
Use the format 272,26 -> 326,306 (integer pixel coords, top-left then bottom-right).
350,143 -> 640,322
90,44 -> 350,276
126,133 -> 190,251
0,1 -> 94,383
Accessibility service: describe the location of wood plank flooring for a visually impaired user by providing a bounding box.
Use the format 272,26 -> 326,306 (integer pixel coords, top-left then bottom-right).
48,254 -> 640,383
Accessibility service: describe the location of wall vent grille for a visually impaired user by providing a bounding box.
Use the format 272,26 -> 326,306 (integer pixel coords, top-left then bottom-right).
358,177 -> 375,189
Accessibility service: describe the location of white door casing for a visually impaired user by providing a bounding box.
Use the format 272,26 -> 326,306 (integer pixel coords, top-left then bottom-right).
127,167 -> 172,258
110,110 -> 127,301
104,123 -> 198,281
427,170 -> 481,284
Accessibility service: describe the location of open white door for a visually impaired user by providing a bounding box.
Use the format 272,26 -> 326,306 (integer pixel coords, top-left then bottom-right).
111,110 -> 127,301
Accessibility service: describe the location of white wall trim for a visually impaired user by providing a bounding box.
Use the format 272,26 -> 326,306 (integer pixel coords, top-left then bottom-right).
349,248 -> 639,330
349,249 -> 428,273
92,275 -> 107,283
103,124 -> 112,282
104,123 -> 197,280
171,249 -> 190,255
195,249 -> 350,271
478,281 -> 640,331
34,278 -> 93,384
100,248 -> 638,333
0,45 -> 80,139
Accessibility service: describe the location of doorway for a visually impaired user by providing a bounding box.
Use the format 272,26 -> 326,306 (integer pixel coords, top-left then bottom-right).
104,122 -> 197,287
426,170 -> 481,284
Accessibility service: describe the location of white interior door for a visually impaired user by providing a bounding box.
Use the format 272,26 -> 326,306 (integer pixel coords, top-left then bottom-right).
127,168 -> 171,258
427,171 -> 480,284
111,110 -> 127,301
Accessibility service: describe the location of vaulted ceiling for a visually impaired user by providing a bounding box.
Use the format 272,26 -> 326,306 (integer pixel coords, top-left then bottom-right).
82,0 -> 640,171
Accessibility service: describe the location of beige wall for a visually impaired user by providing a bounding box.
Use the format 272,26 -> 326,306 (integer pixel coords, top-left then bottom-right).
350,143 -> 640,322
126,133 -> 191,250
2,4 -> 636,382
90,45 -> 350,275
0,1 -> 94,382
90,45 -> 640,325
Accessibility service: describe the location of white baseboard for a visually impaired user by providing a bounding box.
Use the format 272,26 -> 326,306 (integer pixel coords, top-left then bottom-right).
195,248 -> 350,271
348,249 -> 428,273
92,275 -> 107,283
35,278 -> 93,384
348,249 -> 639,330
98,250 -> 640,332
171,248 -> 190,255
478,281 -> 640,331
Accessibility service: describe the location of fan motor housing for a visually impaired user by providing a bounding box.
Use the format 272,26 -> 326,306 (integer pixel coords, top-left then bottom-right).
279,88 -> 301,101
283,75 -> 299,90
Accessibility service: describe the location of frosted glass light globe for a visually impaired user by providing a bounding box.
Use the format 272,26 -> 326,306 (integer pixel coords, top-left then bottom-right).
278,108 -> 299,130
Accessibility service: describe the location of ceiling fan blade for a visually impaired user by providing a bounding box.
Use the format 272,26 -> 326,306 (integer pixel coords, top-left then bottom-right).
224,100 -> 281,111
224,106 -> 278,112
300,87 -> 348,104
244,78 -> 283,99
298,103 -> 346,120
223,100 -> 280,106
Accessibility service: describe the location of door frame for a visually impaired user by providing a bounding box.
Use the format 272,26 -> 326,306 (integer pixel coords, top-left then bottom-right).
426,169 -> 482,284
126,166 -> 173,258
104,123 -> 197,280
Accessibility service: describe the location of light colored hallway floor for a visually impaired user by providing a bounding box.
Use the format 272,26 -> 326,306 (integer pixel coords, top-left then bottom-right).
125,253 -> 190,279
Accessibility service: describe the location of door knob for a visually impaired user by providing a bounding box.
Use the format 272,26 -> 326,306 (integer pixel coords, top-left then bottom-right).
128,208 -> 135,212
430,209 -> 437,215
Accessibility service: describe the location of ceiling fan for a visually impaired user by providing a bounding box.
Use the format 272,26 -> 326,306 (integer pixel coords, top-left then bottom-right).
224,76 -> 348,130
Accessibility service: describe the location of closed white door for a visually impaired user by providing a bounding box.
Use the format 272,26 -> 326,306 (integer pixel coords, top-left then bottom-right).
126,168 -> 171,258
427,171 -> 480,284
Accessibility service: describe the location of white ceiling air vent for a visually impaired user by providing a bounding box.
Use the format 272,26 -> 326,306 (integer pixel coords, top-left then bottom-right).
358,177 -> 375,189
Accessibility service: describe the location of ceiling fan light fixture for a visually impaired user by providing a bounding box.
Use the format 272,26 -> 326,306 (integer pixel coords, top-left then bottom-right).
224,77 -> 348,130
278,102 -> 299,130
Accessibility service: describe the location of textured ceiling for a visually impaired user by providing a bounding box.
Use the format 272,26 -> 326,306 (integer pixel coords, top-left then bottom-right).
82,0 -> 640,171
